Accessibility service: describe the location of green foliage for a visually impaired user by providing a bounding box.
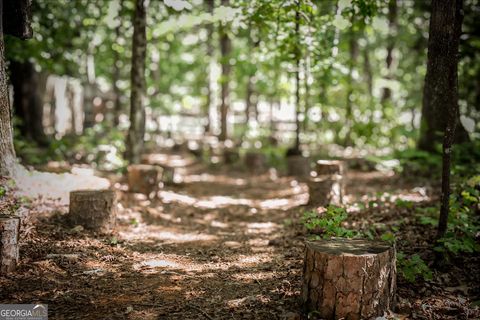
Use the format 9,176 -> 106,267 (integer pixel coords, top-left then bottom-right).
301,205 -> 355,239
418,176 -> 480,255
397,252 -> 433,283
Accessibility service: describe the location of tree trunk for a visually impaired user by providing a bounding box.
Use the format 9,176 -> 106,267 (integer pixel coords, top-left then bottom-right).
0,0 -> 33,176
126,0 -> 147,164
8,60 -> 48,145
418,0 -> 468,152
218,0 -> 231,142
381,0 -> 397,104
302,239 -> 396,320
427,0 -> 463,240
294,4 -> 301,152
113,9 -> 123,127
363,38 -> 373,98
344,22 -> 359,147
203,0 -> 214,134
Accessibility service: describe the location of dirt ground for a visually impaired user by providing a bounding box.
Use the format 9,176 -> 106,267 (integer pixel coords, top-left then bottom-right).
0,153 -> 479,319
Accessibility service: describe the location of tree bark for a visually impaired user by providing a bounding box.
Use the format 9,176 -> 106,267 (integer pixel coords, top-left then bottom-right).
2,0 -> 32,40
126,0 -> 147,164
302,239 -> 396,320
294,4 -> 301,152
418,0 -> 468,152
113,6 -> 123,127
0,0 -> 33,176
68,190 -> 116,232
344,21 -> 358,147
381,0 -> 397,103
203,0 -> 214,134
0,215 -> 20,274
8,60 -> 48,145
429,0 -> 463,240
218,0 -> 231,142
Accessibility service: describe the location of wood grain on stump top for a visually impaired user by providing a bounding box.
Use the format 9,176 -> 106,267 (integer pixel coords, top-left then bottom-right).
316,160 -> 344,176
306,238 -> 392,256
303,238 -> 396,320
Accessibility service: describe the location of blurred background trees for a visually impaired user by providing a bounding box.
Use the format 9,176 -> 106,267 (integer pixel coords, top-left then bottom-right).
1,0 -> 478,171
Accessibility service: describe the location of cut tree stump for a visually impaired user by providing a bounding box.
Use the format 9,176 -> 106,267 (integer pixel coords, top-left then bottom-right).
287,155 -> 311,178
307,175 -> 343,207
161,165 -> 176,185
223,148 -> 240,164
127,164 -> 162,195
0,215 -> 20,274
245,152 -> 267,173
68,189 -> 116,232
302,238 -> 396,320
315,160 -> 344,176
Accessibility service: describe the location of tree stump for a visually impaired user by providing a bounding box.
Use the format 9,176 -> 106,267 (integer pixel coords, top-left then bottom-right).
302,238 -> 396,320
68,190 -> 116,232
316,160 -> 344,176
245,151 -> 267,173
307,175 -> 343,207
223,148 -> 240,164
127,164 -> 162,194
161,165 -> 176,185
287,155 -> 311,178
0,215 -> 20,274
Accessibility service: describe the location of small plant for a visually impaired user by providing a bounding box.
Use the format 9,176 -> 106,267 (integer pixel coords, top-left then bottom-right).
397,252 -> 433,283
417,176 -> 480,255
380,231 -> 396,244
301,205 -> 355,239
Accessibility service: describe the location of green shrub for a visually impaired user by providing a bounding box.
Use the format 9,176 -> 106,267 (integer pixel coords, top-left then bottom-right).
301,205 -> 356,239
397,252 -> 433,283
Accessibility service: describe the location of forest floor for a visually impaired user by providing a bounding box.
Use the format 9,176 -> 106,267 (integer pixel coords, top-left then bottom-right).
0,151 -> 479,319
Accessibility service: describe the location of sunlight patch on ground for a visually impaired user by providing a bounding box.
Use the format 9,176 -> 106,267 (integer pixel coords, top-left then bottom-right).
160,189 -> 307,210
226,295 -> 271,309
183,173 -> 247,186
245,222 -> 278,234
13,164 -> 110,204
119,226 -> 218,243
232,271 -> 275,283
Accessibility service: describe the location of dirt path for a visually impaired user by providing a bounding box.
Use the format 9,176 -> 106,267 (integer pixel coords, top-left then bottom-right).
1,154 -> 478,319
1,160 -> 310,319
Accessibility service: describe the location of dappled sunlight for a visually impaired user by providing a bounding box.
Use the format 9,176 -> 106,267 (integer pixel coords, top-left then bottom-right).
13,164 -> 110,204
119,226 -> 218,244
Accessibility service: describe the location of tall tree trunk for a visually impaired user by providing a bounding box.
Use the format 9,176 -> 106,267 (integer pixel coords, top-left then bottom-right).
203,0 -> 214,134
113,7 -> 123,127
8,60 -> 48,145
426,0 -> 463,241
363,37 -> 373,98
294,4 -> 301,152
344,22 -> 358,147
126,0 -> 147,164
0,0 -> 32,176
218,0 -> 231,142
418,0 -> 469,152
381,0 -> 397,103
83,47 -> 96,129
